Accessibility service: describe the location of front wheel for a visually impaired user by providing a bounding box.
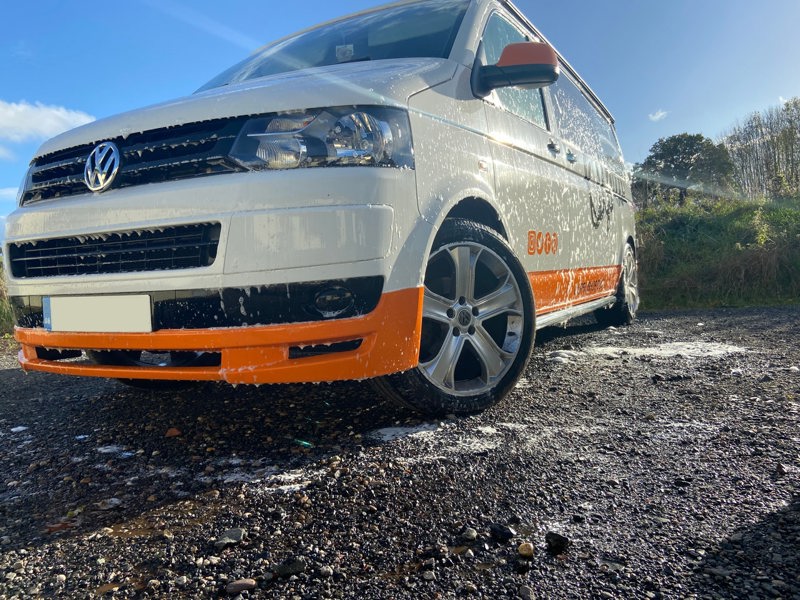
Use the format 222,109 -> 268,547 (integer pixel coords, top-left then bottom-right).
372,219 -> 535,416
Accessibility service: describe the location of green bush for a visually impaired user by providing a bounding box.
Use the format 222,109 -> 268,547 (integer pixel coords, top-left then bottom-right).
637,195 -> 800,308
0,265 -> 13,335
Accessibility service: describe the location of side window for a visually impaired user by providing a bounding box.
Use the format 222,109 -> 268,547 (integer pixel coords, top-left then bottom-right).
481,13 -> 548,130
549,73 -> 624,175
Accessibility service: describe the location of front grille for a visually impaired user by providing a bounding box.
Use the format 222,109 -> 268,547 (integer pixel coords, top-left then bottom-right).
21,117 -> 249,204
9,223 -> 221,278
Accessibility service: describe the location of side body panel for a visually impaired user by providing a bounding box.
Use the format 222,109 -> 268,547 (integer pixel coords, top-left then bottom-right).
410,0 -> 632,322
545,70 -> 632,275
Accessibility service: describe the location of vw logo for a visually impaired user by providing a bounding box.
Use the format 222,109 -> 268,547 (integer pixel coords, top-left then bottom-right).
84,141 -> 121,192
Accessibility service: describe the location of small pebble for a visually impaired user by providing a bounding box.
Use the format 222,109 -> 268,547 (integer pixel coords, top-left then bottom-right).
518,542 -> 535,558
214,528 -> 246,550
519,585 -> 535,600
226,578 -> 257,595
545,531 -> 570,555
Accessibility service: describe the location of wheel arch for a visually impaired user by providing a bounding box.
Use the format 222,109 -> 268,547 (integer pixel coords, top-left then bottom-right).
427,199 -> 534,314
441,197 -> 508,241
387,195 -> 514,302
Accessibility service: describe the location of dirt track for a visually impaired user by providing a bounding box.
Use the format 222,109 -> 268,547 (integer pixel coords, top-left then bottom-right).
1,307 -> 798,599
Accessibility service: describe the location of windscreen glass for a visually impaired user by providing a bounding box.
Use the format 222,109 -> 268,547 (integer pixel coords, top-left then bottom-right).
198,0 -> 470,91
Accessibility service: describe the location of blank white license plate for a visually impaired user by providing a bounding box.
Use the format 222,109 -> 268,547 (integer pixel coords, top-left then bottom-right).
44,295 -> 152,333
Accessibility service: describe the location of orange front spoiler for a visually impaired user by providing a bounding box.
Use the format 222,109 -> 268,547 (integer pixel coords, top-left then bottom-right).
16,287 -> 423,385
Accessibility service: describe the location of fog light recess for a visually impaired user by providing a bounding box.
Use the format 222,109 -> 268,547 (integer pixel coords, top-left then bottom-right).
313,286 -> 355,318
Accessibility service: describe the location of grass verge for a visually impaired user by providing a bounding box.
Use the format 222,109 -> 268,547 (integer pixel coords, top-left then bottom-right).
637,196 -> 800,309
0,264 -> 14,337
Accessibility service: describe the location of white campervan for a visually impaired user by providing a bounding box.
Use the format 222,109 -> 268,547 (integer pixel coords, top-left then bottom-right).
3,0 -> 638,414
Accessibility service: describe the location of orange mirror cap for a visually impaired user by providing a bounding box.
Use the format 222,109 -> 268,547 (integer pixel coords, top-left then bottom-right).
497,42 -> 558,68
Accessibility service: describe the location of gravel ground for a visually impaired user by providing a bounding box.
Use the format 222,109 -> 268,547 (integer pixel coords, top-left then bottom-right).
0,307 -> 798,599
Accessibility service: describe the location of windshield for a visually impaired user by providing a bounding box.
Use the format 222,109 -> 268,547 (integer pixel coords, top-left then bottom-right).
197,0 -> 470,92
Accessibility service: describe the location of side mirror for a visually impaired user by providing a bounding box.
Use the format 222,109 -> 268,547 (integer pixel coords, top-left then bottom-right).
472,42 -> 559,98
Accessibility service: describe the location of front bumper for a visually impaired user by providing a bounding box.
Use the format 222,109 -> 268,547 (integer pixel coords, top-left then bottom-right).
3,168 -> 413,298
15,287 -> 423,384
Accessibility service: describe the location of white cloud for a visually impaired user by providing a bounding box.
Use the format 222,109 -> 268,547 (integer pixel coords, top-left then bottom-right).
0,188 -> 17,200
0,100 -> 95,143
648,109 -> 668,122
0,146 -> 14,161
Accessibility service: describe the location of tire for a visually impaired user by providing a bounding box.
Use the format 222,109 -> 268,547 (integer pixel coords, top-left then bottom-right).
595,242 -> 639,327
372,219 -> 535,416
87,350 -> 214,391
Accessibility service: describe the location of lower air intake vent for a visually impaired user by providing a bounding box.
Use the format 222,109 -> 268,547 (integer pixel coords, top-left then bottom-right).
288,340 -> 363,359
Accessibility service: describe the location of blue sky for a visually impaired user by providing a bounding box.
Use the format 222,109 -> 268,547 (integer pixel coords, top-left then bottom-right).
2,0 -> 800,228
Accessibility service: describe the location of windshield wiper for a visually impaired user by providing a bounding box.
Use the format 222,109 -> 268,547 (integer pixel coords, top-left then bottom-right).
337,56 -> 371,64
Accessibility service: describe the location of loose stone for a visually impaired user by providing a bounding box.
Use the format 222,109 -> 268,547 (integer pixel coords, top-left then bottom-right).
274,557 -> 306,578
215,528 -> 246,550
545,532 -> 570,555
226,578 -> 257,595
519,585 -> 535,600
489,523 -> 517,543
518,542 -> 535,558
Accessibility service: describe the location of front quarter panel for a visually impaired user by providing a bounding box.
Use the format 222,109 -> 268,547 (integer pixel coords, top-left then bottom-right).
408,65 -> 495,232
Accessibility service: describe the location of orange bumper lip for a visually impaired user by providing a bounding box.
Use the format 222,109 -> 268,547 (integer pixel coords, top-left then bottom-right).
15,287 -> 423,385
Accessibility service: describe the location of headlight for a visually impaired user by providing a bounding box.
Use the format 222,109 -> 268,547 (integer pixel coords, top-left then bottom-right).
229,106 -> 413,171
17,167 -> 33,206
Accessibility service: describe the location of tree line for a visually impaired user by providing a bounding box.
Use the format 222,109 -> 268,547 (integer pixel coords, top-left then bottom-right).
633,97 -> 800,207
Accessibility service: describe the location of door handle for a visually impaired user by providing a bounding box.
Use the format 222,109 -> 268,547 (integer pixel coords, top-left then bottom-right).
566,150 -> 578,164
547,140 -> 561,154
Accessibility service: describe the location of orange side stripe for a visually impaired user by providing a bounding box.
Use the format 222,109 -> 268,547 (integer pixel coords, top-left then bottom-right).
529,265 -> 621,316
